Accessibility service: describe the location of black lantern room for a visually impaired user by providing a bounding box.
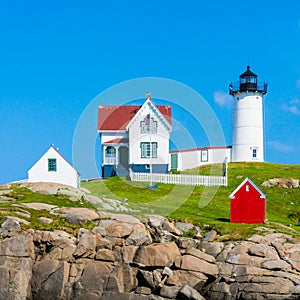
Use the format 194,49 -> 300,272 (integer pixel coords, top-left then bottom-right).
229,66 -> 267,95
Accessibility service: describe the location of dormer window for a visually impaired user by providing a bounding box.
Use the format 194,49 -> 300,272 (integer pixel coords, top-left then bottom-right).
140,117 -> 157,134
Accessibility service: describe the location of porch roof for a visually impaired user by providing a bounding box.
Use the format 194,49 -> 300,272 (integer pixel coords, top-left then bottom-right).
103,138 -> 129,145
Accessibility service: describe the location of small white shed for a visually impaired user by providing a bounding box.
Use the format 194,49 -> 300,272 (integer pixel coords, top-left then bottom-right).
28,145 -> 80,188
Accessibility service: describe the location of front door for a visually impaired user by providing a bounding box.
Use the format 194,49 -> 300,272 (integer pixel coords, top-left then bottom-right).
119,146 -> 129,169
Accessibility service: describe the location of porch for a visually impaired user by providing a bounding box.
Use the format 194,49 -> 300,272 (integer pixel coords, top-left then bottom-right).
102,142 -> 129,177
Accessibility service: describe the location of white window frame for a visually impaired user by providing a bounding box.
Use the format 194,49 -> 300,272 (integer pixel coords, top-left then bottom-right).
201,150 -> 208,162
251,147 -> 258,159
140,142 -> 158,158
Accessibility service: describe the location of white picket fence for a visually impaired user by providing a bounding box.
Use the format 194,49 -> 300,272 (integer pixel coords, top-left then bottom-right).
129,171 -> 227,186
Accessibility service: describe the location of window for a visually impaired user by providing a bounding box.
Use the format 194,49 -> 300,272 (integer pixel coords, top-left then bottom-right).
201,150 -> 208,162
140,117 -> 157,134
252,148 -> 257,158
106,146 -> 116,157
140,142 -> 158,158
48,158 -> 57,172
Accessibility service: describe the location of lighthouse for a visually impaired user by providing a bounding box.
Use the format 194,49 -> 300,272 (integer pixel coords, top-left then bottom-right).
229,66 -> 267,162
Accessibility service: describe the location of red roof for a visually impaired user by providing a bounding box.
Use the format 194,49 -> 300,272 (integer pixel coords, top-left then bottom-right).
98,105 -> 172,131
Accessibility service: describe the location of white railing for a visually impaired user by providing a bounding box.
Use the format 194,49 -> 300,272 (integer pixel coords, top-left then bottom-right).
104,157 -> 116,164
129,170 -> 227,186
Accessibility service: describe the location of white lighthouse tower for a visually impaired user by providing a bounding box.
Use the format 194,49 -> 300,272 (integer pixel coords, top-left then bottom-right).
229,66 -> 267,162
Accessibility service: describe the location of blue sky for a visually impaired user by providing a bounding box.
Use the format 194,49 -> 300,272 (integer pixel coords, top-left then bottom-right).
1,1 -> 300,183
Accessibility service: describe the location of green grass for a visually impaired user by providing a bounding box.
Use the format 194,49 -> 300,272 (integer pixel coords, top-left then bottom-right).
82,162 -> 300,239
2,162 -> 300,240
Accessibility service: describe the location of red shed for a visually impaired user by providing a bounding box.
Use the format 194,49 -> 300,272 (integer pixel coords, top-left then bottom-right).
229,177 -> 266,224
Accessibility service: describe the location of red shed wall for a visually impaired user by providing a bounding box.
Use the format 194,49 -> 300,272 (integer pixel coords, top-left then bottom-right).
230,182 -> 266,224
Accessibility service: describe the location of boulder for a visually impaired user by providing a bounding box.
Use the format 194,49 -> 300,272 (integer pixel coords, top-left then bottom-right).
176,238 -> 200,249
162,219 -> 182,235
262,259 -> 291,271
177,284 -> 205,300
20,202 -> 57,211
166,270 -> 208,290
184,247 -> 216,263
95,248 -> 115,262
0,217 -> 21,235
203,230 -> 217,242
148,215 -> 167,228
135,286 -> 151,295
134,242 -> 180,267
107,265 -> 137,293
0,234 -> 35,259
77,261 -> 114,292
125,226 -> 152,246
177,254 -> 218,277
95,220 -> 145,238
204,242 -> 224,258
262,178 -> 299,189
175,222 -> 195,233
37,217 -> 53,224
107,213 -> 142,223
160,285 -> 181,298
73,229 -> 96,258
247,243 -> 269,257
32,259 -> 69,300
239,277 -> 294,295
57,188 -> 85,200
122,246 -> 138,264
0,266 -> 32,300
137,269 -> 155,289
54,207 -> 100,224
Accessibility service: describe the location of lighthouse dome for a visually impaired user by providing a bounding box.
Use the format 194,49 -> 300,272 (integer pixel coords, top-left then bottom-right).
229,66 -> 267,95
239,66 -> 258,92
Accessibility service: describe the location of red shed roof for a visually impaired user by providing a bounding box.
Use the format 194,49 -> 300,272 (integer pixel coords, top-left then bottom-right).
98,105 -> 172,131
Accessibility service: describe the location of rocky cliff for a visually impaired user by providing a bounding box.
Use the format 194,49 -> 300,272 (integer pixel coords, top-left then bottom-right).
1,213 -> 300,300
1,182 -> 300,299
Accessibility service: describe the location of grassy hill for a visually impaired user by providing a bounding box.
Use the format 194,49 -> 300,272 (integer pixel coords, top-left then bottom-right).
82,162 -> 300,239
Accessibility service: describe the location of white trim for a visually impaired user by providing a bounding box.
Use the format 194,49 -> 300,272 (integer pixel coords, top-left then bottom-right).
126,99 -> 171,132
229,177 -> 266,199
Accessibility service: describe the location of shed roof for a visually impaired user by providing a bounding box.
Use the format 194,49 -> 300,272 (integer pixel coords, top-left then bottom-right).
229,177 -> 265,199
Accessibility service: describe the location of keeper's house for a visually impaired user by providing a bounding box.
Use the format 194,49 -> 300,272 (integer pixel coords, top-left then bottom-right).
98,93 -> 172,177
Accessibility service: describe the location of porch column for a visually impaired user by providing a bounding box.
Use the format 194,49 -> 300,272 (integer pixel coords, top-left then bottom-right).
115,145 -> 119,167
103,145 -> 107,165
